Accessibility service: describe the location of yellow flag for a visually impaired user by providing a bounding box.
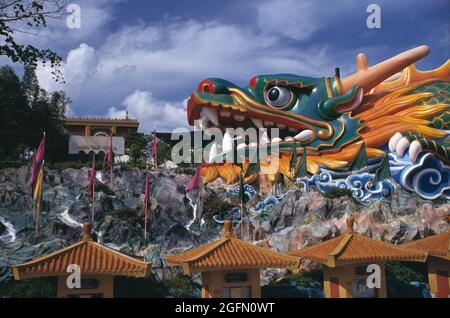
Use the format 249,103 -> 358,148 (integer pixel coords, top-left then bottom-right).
33,163 -> 44,211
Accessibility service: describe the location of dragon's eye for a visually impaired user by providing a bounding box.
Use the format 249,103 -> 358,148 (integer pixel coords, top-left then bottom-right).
264,86 -> 293,108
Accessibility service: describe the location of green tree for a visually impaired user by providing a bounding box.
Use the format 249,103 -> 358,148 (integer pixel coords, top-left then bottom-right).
0,65 -> 31,159
125,131 -> 149,166
29,89 -> 70,162
0,0 -> 66,80
22,64 -> 41,105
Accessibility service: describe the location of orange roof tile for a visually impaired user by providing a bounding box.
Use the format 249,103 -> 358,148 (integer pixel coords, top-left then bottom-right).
166,221 -> 300,274
12,223 -> 151,280
402,230 -> 450,260
288,217 -> 428,267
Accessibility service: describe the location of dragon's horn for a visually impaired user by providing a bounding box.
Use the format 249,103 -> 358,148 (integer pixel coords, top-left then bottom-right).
341,45 -> 430,93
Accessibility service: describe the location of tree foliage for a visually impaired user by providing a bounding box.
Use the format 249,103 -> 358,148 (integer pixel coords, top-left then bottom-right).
0,0 -> 66,80
125,131 -> 172,167
0,64 -> 69,162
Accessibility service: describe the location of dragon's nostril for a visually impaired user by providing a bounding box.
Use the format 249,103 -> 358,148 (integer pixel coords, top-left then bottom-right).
198,79 -> 215,93
249,76 -> 258,88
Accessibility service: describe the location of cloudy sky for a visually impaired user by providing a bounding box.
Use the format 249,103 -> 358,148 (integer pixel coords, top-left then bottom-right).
4,0 -> 449,132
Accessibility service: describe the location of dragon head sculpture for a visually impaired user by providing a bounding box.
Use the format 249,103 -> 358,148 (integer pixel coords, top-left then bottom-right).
187,45 -> 450,184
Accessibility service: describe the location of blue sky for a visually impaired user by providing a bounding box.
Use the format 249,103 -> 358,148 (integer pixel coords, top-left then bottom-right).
5,0 -> 449,131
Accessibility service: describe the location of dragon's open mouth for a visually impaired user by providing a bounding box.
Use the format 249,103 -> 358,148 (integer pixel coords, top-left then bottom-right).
187,91 -> 315,145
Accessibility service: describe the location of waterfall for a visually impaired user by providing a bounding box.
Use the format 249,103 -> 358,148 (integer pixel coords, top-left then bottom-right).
0,217 -> 16,243
185,191 -> 198,230
95,171 -> 105,183
58,209 -> 83,228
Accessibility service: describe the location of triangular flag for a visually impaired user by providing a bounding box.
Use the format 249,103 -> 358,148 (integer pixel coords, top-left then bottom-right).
373,154 -> 391,184
289,142 -> 297,170
349,142 -> 368,171
185,166 -> 202,191
295,148 -> 308,178
244,154 -> 260,178
29,133 -> 45,196
33,162 -> 45,213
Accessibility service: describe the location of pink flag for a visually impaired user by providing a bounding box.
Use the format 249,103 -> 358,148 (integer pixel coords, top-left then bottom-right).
185,166 -> 202,191
151,129 -> 157,159
143,171 -> 150,218
29,134 -> 45,196
104,133 -> 113,168
87,154 -> 96,195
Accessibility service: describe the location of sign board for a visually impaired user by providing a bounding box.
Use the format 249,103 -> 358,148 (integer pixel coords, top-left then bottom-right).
68,136 -> 125,155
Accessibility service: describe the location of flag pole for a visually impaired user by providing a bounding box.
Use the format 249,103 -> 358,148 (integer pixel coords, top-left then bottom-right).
144,165 -> 148,241
110,133 -> 114,188
154,127 -> 158,174
92,153 -> 95,224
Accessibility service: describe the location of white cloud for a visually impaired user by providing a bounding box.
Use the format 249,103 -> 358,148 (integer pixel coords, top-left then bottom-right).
36,18 -> 341,131
106,90 -> 188,132
256,0 -> 365,41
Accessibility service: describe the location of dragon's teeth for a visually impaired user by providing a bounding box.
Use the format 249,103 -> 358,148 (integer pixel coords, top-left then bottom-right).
389,132 -> 402,153
289,127 -> 298,133
223,130 -> 234,153
208,141 -> 219,163
271,137 -> 283,143
276,123 -> 287,129
236,143 -> 246,150
294,130 -> 313,142
220,110 -> 232,117
259,130 -> 270,145
264,120 -> 274,127
251,118 -> 263,128
202,108 -> 219,125
233,114 -> 246,121
395,137 -> 410,157
284,136 -> 294,142
409,140 -> 422,162
194,118 -> 208,131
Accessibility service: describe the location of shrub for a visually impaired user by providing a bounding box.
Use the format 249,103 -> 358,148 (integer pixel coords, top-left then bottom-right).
113,274 -> 200,298
0,161 -> 28,169
94,183 -> 115,195
323,187 -> 353,199
107,207 -> 138,219
0,277 -> 57,298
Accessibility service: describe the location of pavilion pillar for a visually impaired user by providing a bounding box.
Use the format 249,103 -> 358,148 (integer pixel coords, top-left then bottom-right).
84,125 -> 91,136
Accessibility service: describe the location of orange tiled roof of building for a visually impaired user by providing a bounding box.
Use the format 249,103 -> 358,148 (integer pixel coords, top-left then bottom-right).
65,116 -> 139,123
12,223 -> 151,280
288,217 -> 428,267
402,230 -> 450,260
166,221 -> 300,274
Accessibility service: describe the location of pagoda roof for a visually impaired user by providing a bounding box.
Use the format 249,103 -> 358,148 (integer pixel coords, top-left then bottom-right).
166,221 -> 300,274
12,223 -> 151,280
288,217 -> 427,267
402,230 -> 450,260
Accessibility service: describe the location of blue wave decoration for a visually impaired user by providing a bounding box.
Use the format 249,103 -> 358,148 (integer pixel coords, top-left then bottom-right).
399,153 -> 450,200
213,207 -> 246,224
226,184 -> 257,200
299,171 -> 395,204
250,190 -> 293,214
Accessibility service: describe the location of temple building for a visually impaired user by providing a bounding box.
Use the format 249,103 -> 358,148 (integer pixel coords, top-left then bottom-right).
11,222 -> 151,298
166,220 -> 300,298
403,230 -> 449,298
64,114 -> 139,159
288,217 -> 427,298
